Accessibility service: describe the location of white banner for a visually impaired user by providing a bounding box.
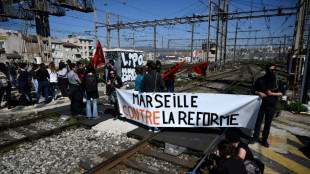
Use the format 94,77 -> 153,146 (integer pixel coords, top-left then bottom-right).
116,89 -> 261,129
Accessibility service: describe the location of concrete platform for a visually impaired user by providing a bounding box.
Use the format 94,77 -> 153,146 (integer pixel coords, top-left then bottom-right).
127,126 -> 252,154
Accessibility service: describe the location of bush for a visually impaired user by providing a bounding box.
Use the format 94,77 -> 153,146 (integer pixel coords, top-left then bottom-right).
287,101 -> 309,113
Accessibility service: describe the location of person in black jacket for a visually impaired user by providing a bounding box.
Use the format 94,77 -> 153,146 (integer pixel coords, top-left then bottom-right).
140,60 -> 166,132
211,139 -> 247,174
82,64 -> 99,119
106,69 -> 122,119
35,63 -> 50,104
140,60 -> 166,93
250,63 -> 285,148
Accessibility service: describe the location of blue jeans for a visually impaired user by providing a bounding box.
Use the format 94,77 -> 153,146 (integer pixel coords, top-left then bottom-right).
32,79 -> 38,92
11,74 -> 17,87
36,81 -> 49,103
86,98 -> 98,118
50,82 -> 57,99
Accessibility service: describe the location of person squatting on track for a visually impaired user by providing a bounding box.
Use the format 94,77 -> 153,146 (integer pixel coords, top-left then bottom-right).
68,63 -> 83,117
106,69 -> 123,119
0,62 -> 12,109
250,63 -> 285,148
82,64 -> 99,119
209,139 -> 247,174
226,131 -> 264,173
140,60 -> 167,132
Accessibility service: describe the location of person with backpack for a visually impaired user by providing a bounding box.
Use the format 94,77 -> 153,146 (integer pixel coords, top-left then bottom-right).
140,60 -> 166,132
0,63 -> 12,109
82,64 -> 99,119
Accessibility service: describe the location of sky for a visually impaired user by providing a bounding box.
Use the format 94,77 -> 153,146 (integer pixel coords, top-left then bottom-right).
1,0 -> 299,49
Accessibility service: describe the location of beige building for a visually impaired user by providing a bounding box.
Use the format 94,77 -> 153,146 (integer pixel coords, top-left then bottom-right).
51,37 -> 63,65
0,28 -> 23,62
62,42 -> 80,63
63,34 -> 93,60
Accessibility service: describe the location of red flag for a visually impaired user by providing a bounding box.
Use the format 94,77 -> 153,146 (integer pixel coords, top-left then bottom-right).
92,40 -> 105,68
162,60 -> 186,81
187,61 -> 210,77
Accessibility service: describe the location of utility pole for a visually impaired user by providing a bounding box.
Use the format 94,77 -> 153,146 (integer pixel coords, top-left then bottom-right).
106,12 -> 111,49
278,41 -> 281,60
233,22 -> 238,61
215,0 -> 221,70
154,25 -> 156,59
133,31 -> 135,49
301,28 -> 310,103
162,36 -> 164,50
220,0 -> 226,68
118,15 -> 120,48
94,7 -> 98,44
207,0 -> 212,61
223,4 -> 229,67
289,0 -> 309,101
168,39 -> 170,57
191,22 -> 195,63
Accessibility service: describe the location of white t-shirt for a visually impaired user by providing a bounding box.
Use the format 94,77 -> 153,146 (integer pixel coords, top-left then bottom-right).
48,69 -> 58,83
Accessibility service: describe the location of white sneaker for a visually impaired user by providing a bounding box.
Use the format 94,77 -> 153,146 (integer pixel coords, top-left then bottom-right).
148,127 -> 152,132
153,127 -> 160,133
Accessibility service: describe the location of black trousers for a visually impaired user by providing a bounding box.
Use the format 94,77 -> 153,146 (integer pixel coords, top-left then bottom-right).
252,106 -> 276,141
68,85 -> 83,116
0,83 -> 11,107
58,77 -> 68,97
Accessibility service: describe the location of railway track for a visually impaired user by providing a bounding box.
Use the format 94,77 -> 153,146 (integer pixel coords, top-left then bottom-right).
0,113 -> 77,152
84,63 -> 260,174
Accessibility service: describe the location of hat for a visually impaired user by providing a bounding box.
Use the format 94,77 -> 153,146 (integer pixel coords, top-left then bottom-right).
226,131 -> 240,143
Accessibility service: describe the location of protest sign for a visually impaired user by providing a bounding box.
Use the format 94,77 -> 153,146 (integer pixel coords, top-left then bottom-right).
116,89 -> 261,129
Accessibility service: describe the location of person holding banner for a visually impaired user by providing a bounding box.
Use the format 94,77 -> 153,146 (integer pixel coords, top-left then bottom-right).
250,63 -> 285,148
140,60 -> 166,132
106,69 -> 123,119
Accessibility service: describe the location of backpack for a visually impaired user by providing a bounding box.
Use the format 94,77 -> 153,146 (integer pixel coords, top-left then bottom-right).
85,74 -> 97,92
0,72 -> 8,88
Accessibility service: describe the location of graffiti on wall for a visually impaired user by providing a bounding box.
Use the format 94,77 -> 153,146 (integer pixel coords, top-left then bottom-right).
105,51 -> 118,59
121,52 -> 143,82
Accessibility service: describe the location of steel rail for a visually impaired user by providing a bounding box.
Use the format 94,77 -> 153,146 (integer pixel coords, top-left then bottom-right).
85,131 -> 160,174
